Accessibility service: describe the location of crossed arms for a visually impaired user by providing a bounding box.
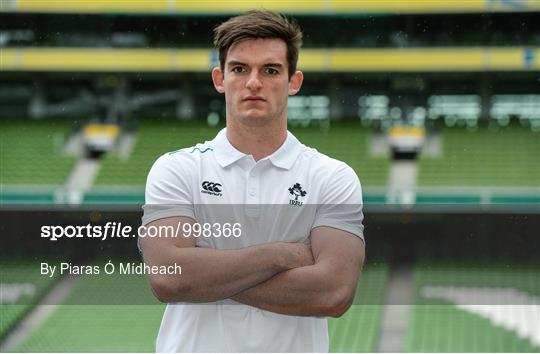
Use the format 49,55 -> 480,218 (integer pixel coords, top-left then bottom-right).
140,216 -> 364,317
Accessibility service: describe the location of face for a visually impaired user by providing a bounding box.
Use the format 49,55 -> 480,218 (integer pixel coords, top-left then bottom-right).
212,38 -> 303,129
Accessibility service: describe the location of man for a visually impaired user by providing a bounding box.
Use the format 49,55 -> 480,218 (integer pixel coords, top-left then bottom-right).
140,10 -> 365,352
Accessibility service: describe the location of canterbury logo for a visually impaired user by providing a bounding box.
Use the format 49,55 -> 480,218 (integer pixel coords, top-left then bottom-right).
201,181 -> 223,196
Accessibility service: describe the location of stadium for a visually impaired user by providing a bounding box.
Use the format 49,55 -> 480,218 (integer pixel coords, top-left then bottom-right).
1,0 -> 539,352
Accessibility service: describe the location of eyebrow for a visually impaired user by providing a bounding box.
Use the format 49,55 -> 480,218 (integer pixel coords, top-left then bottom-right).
226,61 -> 284,69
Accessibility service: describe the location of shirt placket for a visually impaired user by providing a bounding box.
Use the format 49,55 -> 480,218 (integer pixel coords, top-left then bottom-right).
245,162 -> 263,217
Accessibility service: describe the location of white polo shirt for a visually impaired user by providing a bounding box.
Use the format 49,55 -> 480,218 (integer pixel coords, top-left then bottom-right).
142,128 -> 364,353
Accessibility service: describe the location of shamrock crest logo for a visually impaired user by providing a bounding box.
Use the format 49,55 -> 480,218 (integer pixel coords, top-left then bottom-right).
288,183 -> 307,206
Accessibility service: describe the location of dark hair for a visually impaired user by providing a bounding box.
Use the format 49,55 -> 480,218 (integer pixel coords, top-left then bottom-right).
213,10 -> 303,78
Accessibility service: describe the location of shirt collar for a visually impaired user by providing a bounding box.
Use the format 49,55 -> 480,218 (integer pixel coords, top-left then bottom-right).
212,128 -> 303,170
212,128 -> 245,168
267,131 -> 303,170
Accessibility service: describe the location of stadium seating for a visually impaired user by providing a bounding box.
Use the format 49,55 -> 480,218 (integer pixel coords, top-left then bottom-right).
16,304 -> 164,352
290,123 -> 389,187
94,120 -> 389,187
0,262 -> 58,339
14,268 -> 164,352
94,120 -> 222,186
407,263 -> 540,352
3,3 -> 539,353
0,120 -> 76,186
12,262 -> 387,352
418,126 -> 540,187
329,263 -> 389,352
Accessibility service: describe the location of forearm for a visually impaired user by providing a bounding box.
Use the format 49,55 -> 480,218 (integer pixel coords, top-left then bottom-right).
145,242 -> 300,303
231,260 -> 356,317
231,229 -> 364,317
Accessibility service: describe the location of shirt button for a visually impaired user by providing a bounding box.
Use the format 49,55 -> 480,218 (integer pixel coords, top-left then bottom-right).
250,171 -> 257,177
249,189 -> 256,196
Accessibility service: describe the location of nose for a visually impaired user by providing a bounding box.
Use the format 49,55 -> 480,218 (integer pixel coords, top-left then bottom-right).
245,72 -> 263,91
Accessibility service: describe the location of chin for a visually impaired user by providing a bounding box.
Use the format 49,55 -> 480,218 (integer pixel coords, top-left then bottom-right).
239,117 -> 270,128
236,110 -> 272,127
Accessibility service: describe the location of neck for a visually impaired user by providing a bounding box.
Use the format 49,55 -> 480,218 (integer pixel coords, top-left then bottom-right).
226,121 -> 287,161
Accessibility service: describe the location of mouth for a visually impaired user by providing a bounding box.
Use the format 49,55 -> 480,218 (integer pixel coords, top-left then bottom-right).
242,96 -> 266,102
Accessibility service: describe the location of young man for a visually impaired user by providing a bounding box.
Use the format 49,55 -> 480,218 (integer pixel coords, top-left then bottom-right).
140,10 -> 365,352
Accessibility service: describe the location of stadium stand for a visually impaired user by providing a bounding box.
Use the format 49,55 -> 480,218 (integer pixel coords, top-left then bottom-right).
0,262 -> 58,339
418,125 -> 540,187
13,269 -> 164,352
15,304 -> 164,352
94,120 -> 222,186
291,123 -> 389,187
329,263 -> 389,352
408,305 -> 540,352
1,2 -> 539,353
407,263 -> 540,352
11,263 -> 387,352
0,120 -> 75,186
93,120 -> 389,187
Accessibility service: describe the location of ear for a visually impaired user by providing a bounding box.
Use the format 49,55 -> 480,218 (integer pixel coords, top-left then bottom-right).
212,67 -> 225,94
288,70 -> 303,96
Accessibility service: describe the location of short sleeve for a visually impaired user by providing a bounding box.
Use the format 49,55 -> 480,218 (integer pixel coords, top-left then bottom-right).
312,163 -> 364,243
141,153 -> 196,225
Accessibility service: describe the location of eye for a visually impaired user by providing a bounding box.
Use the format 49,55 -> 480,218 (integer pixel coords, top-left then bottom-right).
231,66 -> 246,73
264,67 -> 279,75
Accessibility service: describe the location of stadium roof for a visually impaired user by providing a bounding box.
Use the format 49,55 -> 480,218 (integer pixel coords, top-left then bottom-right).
2,0 -> 540,15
